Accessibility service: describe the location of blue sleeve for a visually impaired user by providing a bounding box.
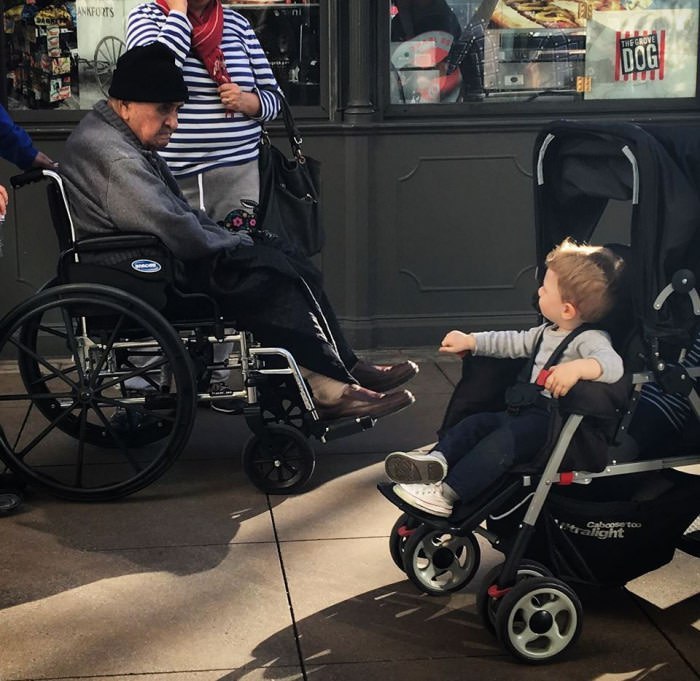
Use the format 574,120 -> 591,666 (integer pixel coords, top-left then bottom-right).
0,105 -> 38,170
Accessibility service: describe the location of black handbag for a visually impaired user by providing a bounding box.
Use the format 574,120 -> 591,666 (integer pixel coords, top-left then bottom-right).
257,92 -> 324,257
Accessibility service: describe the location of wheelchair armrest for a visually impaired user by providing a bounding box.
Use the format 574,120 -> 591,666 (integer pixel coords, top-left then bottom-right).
74,233 -> 166,253
10,168 -> 46,189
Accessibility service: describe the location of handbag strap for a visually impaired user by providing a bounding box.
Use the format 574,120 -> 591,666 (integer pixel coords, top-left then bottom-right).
259,86 -> 305,161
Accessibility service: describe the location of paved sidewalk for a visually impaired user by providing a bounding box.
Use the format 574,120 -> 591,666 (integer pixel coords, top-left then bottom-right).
1,350 -> 698,681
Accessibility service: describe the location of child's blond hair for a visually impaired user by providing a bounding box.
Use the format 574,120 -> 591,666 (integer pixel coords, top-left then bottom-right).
545,239 -> 624,323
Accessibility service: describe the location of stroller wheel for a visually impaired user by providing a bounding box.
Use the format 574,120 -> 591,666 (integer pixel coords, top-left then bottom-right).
403,525 -> 480,595
388,513 -> 421,571
242,424 -> 315,494
477,560 -> 553,635
495,576 -> 582,664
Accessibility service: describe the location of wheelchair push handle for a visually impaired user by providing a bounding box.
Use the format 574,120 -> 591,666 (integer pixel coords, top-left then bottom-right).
10,168 -> 47,189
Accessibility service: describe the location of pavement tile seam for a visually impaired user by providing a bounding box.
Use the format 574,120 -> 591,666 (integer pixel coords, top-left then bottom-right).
266,495 -> 312,680
2,665 -> 303,681
86,540 -> 279,552
628,592 -> 700,678
273,536 -> 395,547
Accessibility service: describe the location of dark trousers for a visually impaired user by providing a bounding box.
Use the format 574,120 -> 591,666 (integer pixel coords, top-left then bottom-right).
194,238 -> 358,384
628,397 -> 700,458
439,405 -> 551,503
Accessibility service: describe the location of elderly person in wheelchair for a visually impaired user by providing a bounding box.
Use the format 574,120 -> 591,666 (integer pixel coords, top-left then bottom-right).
60,42 -> 416,422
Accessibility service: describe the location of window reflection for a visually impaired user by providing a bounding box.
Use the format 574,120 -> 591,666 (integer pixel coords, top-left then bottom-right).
3,0 -> 320,110
389,0 -> 699,104
226,0 -> 320,106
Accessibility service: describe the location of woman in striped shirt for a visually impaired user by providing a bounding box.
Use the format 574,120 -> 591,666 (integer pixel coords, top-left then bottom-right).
126,0 -> 280,222
124,5 -> 420,411
126,0 -> 283,408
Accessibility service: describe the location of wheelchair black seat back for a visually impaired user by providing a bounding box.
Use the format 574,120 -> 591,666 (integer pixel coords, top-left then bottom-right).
0,169 -> 381,502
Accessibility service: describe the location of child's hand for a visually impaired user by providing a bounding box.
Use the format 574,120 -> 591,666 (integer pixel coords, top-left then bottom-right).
439,330 -> 475,358
544,359 -> 602,397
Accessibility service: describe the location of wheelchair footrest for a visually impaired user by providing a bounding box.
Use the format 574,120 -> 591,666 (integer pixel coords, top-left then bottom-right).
314,415 -> 376,442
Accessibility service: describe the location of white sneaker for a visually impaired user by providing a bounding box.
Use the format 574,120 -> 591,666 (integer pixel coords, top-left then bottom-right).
385,450 -> 447,484
393,482 -> 453,518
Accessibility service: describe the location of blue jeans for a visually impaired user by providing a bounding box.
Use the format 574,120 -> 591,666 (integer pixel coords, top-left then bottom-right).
439,405 -> 551,503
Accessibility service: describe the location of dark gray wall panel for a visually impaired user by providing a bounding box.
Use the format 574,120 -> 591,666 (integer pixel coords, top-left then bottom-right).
0,127 -> 633,350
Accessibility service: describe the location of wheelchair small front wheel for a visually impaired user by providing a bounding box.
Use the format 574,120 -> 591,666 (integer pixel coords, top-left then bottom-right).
0,491 -> 23,515
403,525 -> 481,595
242,424 -> 315,494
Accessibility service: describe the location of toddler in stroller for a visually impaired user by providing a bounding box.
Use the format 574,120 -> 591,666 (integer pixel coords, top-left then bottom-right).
378,120 -> 700,664
385,238 -> 625,517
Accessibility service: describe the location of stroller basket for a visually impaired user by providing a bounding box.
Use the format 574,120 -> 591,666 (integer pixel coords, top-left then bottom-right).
488,469 -> 700,587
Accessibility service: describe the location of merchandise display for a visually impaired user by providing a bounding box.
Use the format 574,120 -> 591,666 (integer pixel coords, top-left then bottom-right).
2,0 -> 321,110
4,0 -> 76,108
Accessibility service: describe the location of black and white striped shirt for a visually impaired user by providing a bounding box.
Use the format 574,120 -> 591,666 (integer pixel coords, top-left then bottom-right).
126,3 -> 281,178
639,332 -> 700,430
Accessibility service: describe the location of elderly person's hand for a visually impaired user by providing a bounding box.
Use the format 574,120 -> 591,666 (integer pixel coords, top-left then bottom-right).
218,83 -> 262,117
0,184 -> 8,218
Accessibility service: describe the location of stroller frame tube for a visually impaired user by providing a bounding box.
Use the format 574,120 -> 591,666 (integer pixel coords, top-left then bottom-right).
496,413 -> 584,588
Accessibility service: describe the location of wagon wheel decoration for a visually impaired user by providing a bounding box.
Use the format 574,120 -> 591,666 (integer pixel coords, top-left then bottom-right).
94,36 -> 125,96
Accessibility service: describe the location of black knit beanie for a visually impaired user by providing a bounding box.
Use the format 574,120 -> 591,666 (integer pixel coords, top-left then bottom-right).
109,42 -> 188,102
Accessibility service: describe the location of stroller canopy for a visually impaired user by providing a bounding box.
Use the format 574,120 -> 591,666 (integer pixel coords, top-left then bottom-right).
533,120 -> 700,341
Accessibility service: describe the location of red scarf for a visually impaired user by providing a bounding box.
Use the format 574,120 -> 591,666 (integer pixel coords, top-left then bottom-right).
155,0 -> 230,85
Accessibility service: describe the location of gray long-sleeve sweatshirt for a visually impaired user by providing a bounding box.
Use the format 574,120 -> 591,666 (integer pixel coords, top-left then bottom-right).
473,323 -> 624,384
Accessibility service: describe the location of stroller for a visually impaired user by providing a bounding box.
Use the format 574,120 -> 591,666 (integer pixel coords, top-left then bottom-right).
378,120 -> 700,664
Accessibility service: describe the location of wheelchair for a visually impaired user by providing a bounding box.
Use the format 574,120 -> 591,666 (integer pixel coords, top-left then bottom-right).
0,168 -> 381,502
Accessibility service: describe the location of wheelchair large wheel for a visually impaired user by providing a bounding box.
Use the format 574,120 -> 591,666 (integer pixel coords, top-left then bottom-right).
18,296 -> 175,450
477,559 -> 553,635
242,423 -> 315,494
495,576 -> 582,664
0,284 -> 197,501
403,525 -> 480,595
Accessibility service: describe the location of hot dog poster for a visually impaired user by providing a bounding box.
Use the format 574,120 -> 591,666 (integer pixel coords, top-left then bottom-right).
584,7 -> 698,99
490,1 -> 695,29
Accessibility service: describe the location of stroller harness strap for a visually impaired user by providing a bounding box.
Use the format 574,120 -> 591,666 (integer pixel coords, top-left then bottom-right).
505,323 -> 595,411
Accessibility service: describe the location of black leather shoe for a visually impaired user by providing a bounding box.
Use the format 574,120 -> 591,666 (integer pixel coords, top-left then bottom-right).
350,359 -> 419,393
316,384 -> 415,421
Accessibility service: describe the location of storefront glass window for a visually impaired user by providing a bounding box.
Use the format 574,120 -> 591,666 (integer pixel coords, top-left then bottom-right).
3,0 -> 320,110
389,0 -> 699,105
